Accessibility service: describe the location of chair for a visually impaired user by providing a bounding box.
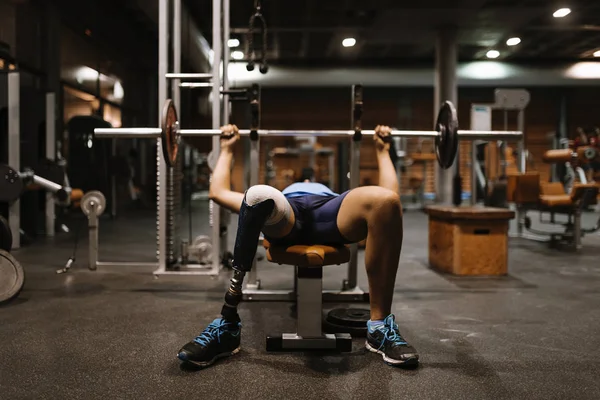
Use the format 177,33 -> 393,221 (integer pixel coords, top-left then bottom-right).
263,240 -> 353,352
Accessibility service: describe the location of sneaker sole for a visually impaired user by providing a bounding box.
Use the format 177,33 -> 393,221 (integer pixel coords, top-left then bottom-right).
178,346 -> 241,368
365,342 -> 419,367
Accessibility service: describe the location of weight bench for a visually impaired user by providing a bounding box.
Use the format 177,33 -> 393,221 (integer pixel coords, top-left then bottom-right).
262,240 -> 353,352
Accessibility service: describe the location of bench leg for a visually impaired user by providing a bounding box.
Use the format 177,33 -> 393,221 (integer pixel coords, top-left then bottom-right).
266,266 -> 351,352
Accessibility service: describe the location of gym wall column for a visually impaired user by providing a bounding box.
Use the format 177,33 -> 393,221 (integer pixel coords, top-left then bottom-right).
434,27 -> 457,205
42,2 -> 61,237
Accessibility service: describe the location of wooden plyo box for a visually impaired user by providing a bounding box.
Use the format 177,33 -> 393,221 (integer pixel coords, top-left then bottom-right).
424,206 -> 515,276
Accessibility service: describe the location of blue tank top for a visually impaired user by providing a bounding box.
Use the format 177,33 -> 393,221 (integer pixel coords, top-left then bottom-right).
282,182 -> 339,198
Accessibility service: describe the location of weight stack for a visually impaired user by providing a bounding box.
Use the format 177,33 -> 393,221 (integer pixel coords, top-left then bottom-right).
166,149 -> 183,265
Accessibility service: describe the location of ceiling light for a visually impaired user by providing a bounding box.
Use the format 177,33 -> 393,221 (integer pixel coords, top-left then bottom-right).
228,38 -> 240,48
486,50 -> 500,59
506,37 -> 521,46
342,38 -> 356,48
231,51 -> 244,60
553,8 -> 571,18
594,50 -> 600,57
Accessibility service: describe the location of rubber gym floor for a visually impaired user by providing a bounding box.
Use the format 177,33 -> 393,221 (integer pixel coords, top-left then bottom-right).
2,203 -> 600,400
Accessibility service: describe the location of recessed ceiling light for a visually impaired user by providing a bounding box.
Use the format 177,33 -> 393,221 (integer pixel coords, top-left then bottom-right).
486,50 -> 500,59
231,51 -> 244,60
506,37 -> 521,46
228,38 -> 240,48
594,50 -> 600,57
342,38 -> 356,47
553,8 -> 571,18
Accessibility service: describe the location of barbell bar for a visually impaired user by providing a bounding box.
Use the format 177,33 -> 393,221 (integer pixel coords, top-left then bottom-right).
95,127 -> 521,139
165,73 -> 213,80
94,99 -> 523,169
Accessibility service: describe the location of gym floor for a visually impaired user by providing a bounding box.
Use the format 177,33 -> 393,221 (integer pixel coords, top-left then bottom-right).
2,203 -> 600,400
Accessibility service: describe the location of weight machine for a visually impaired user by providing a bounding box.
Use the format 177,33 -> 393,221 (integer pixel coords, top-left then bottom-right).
469,89 -> 529,207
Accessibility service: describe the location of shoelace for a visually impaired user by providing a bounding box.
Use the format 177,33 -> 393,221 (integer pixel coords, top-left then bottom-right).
378,315 -> 407,349
194,319 -> 234,346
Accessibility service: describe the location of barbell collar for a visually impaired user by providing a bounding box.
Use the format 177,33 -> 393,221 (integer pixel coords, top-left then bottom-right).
165,73 -> 212,80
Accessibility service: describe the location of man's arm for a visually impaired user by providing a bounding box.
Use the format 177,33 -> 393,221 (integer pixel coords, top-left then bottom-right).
209,125 -> 244,213
374,125 -> 399,194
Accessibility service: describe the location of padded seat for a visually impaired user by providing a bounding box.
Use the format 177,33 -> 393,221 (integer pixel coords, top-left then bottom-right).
264,240 -> 350,267
539,183 -> 599,208
539,195 -> 572,208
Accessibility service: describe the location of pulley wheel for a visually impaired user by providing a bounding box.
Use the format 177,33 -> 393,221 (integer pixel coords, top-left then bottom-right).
190,235 -> 213,264
0,249 -> 24,304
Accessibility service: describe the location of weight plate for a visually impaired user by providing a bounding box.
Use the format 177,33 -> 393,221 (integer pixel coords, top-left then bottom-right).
81,190 -> 107,217
0,164 -> 23,203
326,308 -> 370,327
161,99 -> 180,168
189,235 -> 213,264
0,215 -> 12,252
323,319 -> 368,338
0,249 -> 24,304
434,101 -> 459,170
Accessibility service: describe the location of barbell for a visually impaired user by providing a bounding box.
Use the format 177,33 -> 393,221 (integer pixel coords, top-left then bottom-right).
94,99 -> 523,169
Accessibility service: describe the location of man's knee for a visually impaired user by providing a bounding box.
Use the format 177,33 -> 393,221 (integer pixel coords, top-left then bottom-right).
357,187 -> 401,214
245,185 -> 287,224
373,188 -> 402,216
245,185 -> 291,227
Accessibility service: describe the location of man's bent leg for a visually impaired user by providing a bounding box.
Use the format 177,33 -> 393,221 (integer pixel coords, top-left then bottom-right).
178,185 -> 294,367
336,186 -> 418,366
222,185 -> 295,321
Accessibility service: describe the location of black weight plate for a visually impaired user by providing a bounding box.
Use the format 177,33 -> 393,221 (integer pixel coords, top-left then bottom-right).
0,249 -> 24,304
0,164 -> 23,203
435,101 -> 459,169
323,319 -> 368,338
34,159 -> 65,185
0,216 -> 12,252
326,308 -> 370,327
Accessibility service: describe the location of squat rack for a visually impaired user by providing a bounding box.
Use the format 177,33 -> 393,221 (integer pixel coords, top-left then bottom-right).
91,0 -> 524,302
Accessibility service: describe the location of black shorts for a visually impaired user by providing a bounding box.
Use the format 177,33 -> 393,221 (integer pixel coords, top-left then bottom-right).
264,191 -> 352,246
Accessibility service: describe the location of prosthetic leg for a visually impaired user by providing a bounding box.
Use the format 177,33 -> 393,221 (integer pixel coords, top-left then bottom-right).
221,198 -> 274,321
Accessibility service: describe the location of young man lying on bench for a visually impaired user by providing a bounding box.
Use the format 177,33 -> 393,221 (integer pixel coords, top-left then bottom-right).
177,125 -> 418,368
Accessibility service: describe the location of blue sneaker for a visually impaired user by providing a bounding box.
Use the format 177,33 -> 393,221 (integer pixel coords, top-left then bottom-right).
177,318 -> 241,367
365,314 -> 419,366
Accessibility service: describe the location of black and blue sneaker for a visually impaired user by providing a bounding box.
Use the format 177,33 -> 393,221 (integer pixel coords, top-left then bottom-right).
365,314 -> 419,367
177,318 -> 241,367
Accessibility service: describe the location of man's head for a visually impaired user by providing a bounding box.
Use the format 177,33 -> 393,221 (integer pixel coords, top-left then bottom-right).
299,167 -> 315,182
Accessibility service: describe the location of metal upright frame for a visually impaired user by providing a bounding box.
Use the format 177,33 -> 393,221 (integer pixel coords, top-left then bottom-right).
152,0 -> 225,276
7,72 -> 20,249
242,85 -> 368,302
45,92 -> 56,237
